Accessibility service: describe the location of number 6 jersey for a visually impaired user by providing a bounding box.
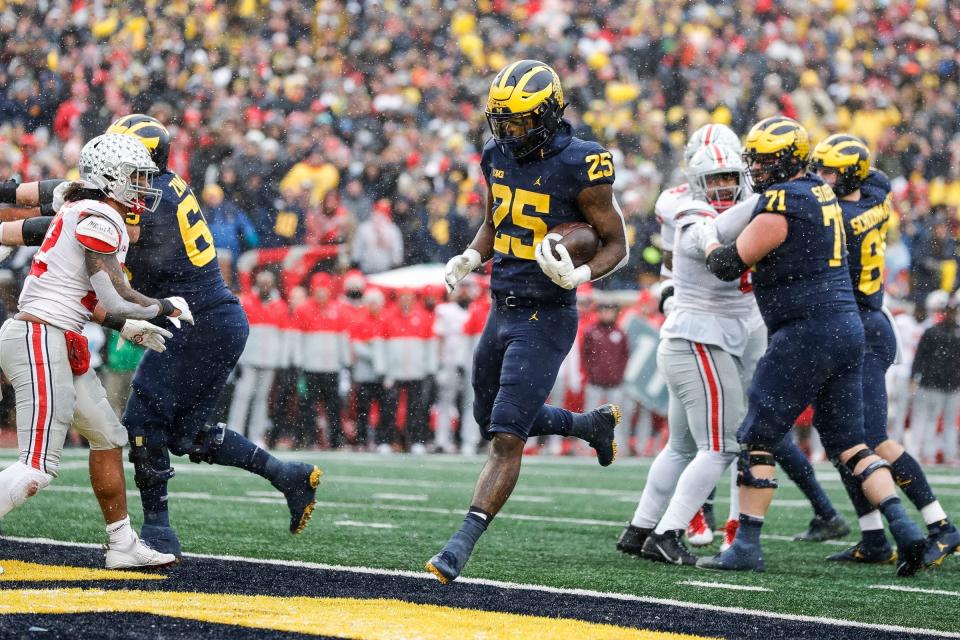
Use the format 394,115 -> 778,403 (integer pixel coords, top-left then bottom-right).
479,121 -> 617,304
123,171 -> 236,312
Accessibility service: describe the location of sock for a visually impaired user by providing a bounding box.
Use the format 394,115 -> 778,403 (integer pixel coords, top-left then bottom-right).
630,446 -> 690,528
106,516 -> 137,549
737,514 -> 764,545
444,506 -> 492,558
727,463 -> 740,521
527,405 -> 574,438
211,429 -> 283,482
835,459 -> 877,518
774,438 -> 836,520
878,496 -> 924,549
890,453 -> 938,512
859,510 -> 887,547
656,451 -> 734,533
921,501 -> 950,532
703,487 -> 716,530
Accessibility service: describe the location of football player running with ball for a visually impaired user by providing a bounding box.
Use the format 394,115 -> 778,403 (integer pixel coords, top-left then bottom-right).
810,134 -> 960,566
428,60 -> 627,584
690,117 -> 950,576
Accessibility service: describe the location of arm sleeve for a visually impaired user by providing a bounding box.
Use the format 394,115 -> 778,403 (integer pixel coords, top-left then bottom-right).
22,216 -> 54,246
89,270 -> 162,319
715,193 -> 761,243
705,242 -> 750,282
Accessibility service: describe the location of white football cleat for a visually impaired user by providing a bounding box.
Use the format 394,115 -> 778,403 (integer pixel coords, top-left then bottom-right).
105,537 -> 177,570
686,508 -> 714,547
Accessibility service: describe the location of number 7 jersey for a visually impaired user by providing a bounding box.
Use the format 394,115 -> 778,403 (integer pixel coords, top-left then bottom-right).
479,124 -> 616,304
123,170 -> 236,311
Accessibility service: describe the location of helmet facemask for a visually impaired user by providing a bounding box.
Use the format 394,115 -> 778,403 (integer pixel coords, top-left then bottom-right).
694,170 -> 744,212
742,149 -> 805,193
87,162 -> 160,214
486,98 -> 564,161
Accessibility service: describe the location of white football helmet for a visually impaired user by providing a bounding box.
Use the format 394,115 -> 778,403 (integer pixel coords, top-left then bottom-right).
79,133 -> 161,213
684,123 -> 741,166
687,144 -> 747,212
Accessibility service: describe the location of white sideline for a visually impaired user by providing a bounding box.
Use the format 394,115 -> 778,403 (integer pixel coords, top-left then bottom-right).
677,580 -> 771,592
333,520 -> 397,530
3,535 -> 958,639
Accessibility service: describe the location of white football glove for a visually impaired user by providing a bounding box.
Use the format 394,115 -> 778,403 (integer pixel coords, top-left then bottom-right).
52,181 -> 80,214
535,238 -> 591,290
164,296 -> 195,329
444,249 -> 482,294
120,319 -> 173,353
688,218 -> 720,257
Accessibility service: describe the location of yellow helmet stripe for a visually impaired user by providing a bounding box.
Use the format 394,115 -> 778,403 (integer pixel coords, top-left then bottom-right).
496,60 -> 525,89
514,65 -> 550,93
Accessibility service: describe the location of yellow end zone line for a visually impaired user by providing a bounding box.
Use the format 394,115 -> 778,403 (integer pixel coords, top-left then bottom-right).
4,536 -> 960,639
0,588 -> 706,640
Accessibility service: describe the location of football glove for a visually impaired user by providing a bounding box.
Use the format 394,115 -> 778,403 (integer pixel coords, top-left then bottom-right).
535,238 -> 591,290
444,249 -> 482,294
52,180 -> 80,214
688,218 -> 720,257
164,296 -> 195,328
120,319 -> 173,353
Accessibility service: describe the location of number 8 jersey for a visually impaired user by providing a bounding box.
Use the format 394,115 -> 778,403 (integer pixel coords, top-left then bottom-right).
480,122 -> 615,304
840,170 -> 892,312
124,171 -> 236,311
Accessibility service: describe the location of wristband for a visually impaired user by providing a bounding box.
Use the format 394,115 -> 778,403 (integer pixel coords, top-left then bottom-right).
0,181 -> 17,204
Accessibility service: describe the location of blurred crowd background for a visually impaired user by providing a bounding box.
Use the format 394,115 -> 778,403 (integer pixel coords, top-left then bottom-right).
1,0 -> 959,459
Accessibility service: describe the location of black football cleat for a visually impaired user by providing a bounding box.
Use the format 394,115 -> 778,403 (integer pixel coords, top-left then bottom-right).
929,523 -> 960,555
425,550 -> 462,585
896,539 -> 927,578
140,524 -> 182,558
794,514 -> 850,542
582,404 -> 620,467
272,462 -> 323,534
697,541 -> 765,572
641,530 -> 698,566
616,524 -> 652,557
921,534 -> 956,571
826,541 -> 896,564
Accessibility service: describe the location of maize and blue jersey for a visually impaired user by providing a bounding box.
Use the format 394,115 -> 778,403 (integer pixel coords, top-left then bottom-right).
840,169 -> 893,313
749,173 -> 859,331
124,171 -> 236,311
480,121 -> 614,305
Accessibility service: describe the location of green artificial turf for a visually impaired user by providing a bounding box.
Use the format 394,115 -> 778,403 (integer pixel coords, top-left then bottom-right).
3,448 -> 959,632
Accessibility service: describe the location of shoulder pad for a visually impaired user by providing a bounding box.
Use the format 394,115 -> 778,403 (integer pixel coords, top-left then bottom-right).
76,213 -> 122,254
674,200 -> 718,227
654,184 -> 691,222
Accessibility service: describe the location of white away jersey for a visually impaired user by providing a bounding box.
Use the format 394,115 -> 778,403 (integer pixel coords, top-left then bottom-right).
655,183 -> 700,254
660,200 -> 763,357
19,199 -> 129,333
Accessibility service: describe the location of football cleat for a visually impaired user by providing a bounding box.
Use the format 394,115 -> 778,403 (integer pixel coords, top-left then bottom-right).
616,524 -> 652,557
106,537 -> 177,570
686,509 -> 714,547
896,539 -> 927,578
426,550 -> 464,585
272,462 -> 323,534
929,523 -> 960,555
583,404 -> 620,467
720,519 -> 739,552
697,541 -> 765,572
140,524 -> 182,557
793,514 -> 850,542
641,530 -> 698,566
921,535 -> 956,571
826,541 -> 896,564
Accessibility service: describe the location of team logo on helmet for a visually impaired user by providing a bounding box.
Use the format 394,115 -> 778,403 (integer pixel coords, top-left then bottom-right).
742,117 -> 810,192
107,114 -> 171,171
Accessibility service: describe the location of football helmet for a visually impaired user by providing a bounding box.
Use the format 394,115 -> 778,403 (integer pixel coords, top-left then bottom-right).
742,116 -> 810,192
684,123 -> 741,166
687,144 -> 747,212
809,134 -> 870,197
107,114 -> 171,171
485,60 -> 566,160
79,133 -> 160,213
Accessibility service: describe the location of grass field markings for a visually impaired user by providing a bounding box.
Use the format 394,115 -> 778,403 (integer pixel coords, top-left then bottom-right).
677,580 -> 771,592
868,585 -> 960,597
510,495 -> 555,503
5,536 -> 957,640
760,534 -> 849,547
370,493 -> 430,502
333,520 -> 398,529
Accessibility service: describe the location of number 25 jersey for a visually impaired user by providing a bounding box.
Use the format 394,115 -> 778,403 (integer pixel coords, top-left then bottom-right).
749,173 -> 858,330
480,123 -> 615,305
124,171 -> 236,312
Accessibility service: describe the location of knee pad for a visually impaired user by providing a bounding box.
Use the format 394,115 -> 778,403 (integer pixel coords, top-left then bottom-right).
737,446 -> 779,489
842,447 -> 891,483
128,430 -> 175,489
0,461 -> 53,517
185,423 -> 227,464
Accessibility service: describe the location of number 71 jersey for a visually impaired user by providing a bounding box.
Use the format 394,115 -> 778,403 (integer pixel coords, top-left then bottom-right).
124,171 -> 236,311
480,130 -> 615,304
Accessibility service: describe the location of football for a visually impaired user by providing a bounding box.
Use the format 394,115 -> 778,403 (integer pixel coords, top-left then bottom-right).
546,221 -> 599,267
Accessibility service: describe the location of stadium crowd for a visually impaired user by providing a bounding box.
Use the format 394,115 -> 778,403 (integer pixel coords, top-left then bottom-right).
1,0 -> 960,456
